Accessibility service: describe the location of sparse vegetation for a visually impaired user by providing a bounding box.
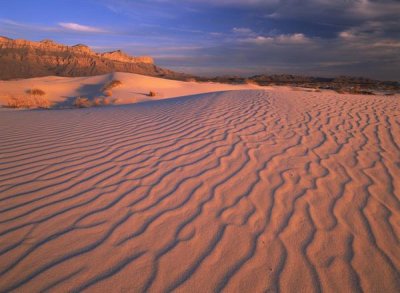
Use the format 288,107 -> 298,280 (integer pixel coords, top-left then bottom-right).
74,97 -> 91,108
103,97 -> 118,105
148,91 -> 156,97
103,90 -> 112,97
335,88 -> 375,95
100,80 -> 121,101
93,97 -> 104,107
26,88 -> 46,96
4,93 -> 51,109
103,79 -> 122,91
74,96 -> 118,108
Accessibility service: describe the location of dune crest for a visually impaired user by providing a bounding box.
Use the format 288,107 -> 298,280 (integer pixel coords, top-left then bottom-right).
0,72 -> 261,107
0,89 -> 399,292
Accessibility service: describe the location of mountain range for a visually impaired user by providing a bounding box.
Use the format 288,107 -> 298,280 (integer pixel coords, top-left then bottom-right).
0,36 -> 398,94
0,36 -> 187,80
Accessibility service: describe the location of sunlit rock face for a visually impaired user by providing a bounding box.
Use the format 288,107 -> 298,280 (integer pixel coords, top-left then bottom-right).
0,36 -> 181,80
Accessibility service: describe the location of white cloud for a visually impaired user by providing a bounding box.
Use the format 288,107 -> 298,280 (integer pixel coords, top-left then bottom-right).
338,31 -> 355,39
58,22 -> 107,33
276,33 -> 309,43
232,27 -> 254,34
244,33 -> 311,45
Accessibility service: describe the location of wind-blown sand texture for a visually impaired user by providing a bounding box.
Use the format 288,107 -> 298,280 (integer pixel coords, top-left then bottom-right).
0,72 -> 260,107
0,89 -> 399,292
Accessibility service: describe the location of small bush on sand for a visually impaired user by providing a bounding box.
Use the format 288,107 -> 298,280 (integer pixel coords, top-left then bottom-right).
33,95 -> 51,108
103,80 -> 122,91
5,94 -> 51,109
26,88 -> 46,96
6,96 -> 30,108
103,90 -> 112,97
93,97 -> 104,107
103,97 -> 118,105
148,90 -> 156,97
87,96 -> 119,107
74,97 -> 91,108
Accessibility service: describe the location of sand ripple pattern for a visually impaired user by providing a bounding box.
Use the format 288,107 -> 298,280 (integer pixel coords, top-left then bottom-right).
0,90 -> 399,292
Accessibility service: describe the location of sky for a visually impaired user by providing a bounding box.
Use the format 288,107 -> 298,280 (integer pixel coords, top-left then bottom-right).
0,0 -> 399,80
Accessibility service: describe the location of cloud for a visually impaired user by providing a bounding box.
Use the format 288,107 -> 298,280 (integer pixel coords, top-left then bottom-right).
0,19 -> 56,32
244,33 -> 311,45
58,22 -> 107,33
0,19 -> 109,35
232,27 -> 254,34
157,26 -> 399,80
1,1 -> 399,79
153,0 -> 276,6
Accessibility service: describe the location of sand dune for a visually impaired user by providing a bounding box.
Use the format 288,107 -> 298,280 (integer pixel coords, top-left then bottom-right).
0,89 -> 399,292
0,72 -> 261,107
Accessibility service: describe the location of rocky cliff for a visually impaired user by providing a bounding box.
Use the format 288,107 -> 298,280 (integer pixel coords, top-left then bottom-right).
0,36 -> 186,80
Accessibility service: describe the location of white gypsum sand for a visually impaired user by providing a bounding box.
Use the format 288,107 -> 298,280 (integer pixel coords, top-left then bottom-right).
0,72 -> 261,107
0,86 -> 399,292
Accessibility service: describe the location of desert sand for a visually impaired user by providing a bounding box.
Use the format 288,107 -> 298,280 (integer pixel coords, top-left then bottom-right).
0,77 -> 399,292
0,72 -> 261,107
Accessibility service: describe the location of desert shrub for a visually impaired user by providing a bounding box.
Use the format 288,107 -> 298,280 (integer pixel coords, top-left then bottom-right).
6,96 -> 30,108
74,97 -> 91,108
103,97 -> 118,105
89,96 -> 118,107
103,90 -> 112,97
148,91 -> 156,97
5,95 -> 51,109
26,88 -> 46,96
32,95 -> 51,108
93,97 -> 104,107
103,80 -> 122,91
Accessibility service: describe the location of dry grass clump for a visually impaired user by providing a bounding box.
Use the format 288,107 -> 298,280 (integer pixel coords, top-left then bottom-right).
5,93 -> 51,109
103,80 -> 122,91
32,95 -> 51,108
26,88 -> 46,96
148,90 -> 156,97
75,96 -> 118,108
74,97 -> 91,108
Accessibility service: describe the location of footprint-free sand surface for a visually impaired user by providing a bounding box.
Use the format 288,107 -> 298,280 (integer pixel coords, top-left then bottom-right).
0,88 -> 399,292
0,72 -> 260,107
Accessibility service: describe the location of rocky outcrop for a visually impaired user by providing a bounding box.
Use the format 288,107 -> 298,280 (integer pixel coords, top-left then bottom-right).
100,50 -> 153,64
0,36 -> 186,80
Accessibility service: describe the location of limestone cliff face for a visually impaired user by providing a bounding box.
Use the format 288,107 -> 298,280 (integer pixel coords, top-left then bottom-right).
100,50 -> 154,64
0,36 -> 184,80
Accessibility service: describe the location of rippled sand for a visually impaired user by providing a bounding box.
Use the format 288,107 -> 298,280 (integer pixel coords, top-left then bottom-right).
0,89 -> 399,292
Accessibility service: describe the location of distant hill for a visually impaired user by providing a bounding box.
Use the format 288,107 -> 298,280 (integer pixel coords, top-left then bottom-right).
0,36 -> 188,80
198,74 -> 400,95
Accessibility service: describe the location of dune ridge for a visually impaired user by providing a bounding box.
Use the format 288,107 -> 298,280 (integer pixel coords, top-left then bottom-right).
0,72 -> 261,107
0,89 -> 399,292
